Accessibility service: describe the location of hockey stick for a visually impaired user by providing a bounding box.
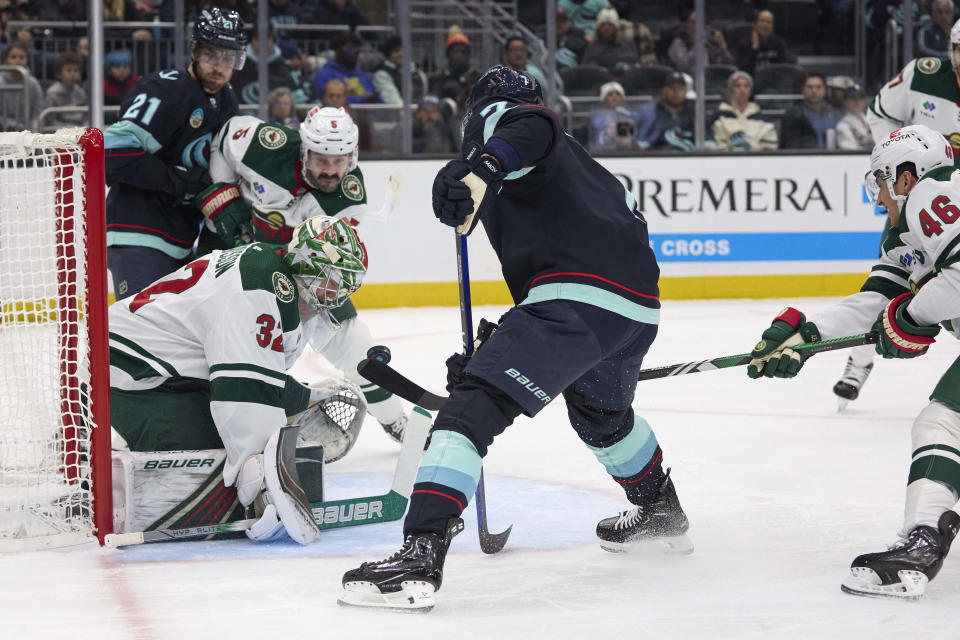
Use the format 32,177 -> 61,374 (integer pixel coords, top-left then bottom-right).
357,332 -> 881,410
103,407 -> 433,548
457,231 -> 513,554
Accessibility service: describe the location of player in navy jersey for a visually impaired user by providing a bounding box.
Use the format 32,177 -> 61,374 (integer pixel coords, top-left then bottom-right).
339,65 -> 691,612
103,7 -> 244,299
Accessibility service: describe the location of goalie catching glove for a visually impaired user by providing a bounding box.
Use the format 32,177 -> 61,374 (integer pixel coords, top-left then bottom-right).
747,307 -> 821,379
432,141 -> 506,235
873,292 -> 940,359
235,426 -> 320,544
288,379 -> 366,463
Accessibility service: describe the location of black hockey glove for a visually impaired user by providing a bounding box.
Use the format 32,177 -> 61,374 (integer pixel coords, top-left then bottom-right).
431,142 -> 506,235
444,318 -> 500,392
168,165 -> 211,201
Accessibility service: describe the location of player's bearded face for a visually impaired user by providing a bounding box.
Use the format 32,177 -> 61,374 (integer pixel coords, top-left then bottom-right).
304,151 -> 351,193
192,45 -> 237,93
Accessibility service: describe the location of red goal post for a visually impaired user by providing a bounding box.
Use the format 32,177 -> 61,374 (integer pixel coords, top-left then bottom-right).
0,128 -> 112,550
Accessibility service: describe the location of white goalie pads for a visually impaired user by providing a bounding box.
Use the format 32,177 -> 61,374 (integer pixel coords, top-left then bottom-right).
289,378 -> 367,463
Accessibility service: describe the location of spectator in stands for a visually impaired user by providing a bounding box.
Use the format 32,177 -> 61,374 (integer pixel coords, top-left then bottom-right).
0,41 -> 43,131
427,28 -> 482,113
104,50 -> 140,107
712,70 -> 778,151
826,75 -> 856,112
231,26 -> 309,105
729,9 -> 794,74
558,0 -> 611,39
620,19 -> 657,66
635,70 -> 697,151
266,86 -> 299,130
312,0 -> 370,33
835,84 -> 873,150
412,94 -> 456,154
917,0 -> 955,57
668,10 -> 735,74
503,35 -> 546,87
287,48 -> 316,102
0,2 -> 31,49
322,78 -> 347,108
780,72 -> 840,149
40,51 -> 87,129
588,80 -> 638,152
32,0 -> 85,23
312,33 -> 381,105
373,36 -> 427,105
581,8 -> 640,73
554,7 -> 589,69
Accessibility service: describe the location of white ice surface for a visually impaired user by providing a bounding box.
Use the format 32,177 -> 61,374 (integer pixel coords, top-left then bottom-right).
4,298 -> 960,640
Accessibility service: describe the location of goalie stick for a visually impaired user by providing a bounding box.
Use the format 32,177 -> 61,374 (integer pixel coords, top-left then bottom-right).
102,406 -> 432,548
457,230 -> 513,554
357,332 -> 881,409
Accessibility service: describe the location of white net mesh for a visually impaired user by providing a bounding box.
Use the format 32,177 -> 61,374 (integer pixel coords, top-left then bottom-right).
0,129 -> 99,549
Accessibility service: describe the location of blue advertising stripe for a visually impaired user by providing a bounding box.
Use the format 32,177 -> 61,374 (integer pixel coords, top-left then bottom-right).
650,232 -> 882,262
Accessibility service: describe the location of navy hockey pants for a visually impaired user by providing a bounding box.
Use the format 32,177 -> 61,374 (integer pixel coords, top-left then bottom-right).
404,299 -> 667,537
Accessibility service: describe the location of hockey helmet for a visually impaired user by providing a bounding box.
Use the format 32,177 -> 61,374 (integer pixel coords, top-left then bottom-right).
282,216 -> 367,311
866,124 -> 953,204
951,18 -> 960,73
467,64 -> 542,110
192,7 -> 247,70
299,105 -> 359,187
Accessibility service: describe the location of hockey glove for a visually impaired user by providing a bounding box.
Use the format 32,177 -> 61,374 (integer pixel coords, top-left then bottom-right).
432,142 -> 506,235
195,183 -> 253,247
873,293 -> 940,359
747,307 -> 821,379
444,318 -> 500,392
168,165 -> 210,201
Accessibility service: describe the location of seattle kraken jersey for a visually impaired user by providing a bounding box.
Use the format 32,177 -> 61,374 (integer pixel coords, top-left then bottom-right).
104,68 -> 239,258
462,100 -> 660,322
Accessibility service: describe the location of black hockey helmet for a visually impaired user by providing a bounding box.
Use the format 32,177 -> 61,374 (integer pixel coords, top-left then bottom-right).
467,64 -> 542,109
192,7 -> 247,69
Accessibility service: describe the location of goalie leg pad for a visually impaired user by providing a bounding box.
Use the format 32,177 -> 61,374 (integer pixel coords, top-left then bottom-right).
262,426 -> 321,544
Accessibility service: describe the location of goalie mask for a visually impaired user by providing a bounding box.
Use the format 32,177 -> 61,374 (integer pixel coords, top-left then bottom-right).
282,216 -> 367,311
299,106 -> 359,192
866,124 -> 953,206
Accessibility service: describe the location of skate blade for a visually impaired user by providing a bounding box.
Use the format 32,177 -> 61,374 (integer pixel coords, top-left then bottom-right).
836,398 -> 850,412
600,532 -> 694,555
840,567 -> 927,600
338,580 -> 436,612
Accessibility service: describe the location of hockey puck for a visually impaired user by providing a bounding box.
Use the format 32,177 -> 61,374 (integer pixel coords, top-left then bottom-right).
366,345 -> 391,364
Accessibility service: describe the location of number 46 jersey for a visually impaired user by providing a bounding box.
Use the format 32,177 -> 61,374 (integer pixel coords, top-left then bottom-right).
107,243 -> 335,483
896,166 -> 960,332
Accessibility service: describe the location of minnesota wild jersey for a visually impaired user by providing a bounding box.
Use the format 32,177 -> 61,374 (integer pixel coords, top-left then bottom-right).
108,243 -> 334,484
869,57 -> 960,151
208,115 -> 368,244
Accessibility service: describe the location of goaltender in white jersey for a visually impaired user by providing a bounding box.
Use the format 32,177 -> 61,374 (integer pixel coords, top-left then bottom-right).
747,125 -> 960,599
832,18 -> 960,408
109,217 -> 368,544
196,106 -> 409,444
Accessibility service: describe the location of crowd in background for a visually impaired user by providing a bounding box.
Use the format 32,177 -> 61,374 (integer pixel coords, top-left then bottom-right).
0,0 -> 956,153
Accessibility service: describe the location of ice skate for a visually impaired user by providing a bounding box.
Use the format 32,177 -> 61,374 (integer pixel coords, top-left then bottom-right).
832,355 -> 874,411
379,413 -> 407,443
841,511 -> 960,600
339,517 -> 463,611
596,469 -> 693,555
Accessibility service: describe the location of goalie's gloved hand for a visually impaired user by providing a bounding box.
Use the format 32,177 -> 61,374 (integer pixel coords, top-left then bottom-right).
168,165 -> 210,201
445,318 -> 500,391
747,307 -> 821,379
195,183 -> 253,247
873,292 -> 940,358
431,141 -> 506,235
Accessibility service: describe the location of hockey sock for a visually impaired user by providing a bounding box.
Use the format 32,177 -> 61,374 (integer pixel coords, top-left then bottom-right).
404,430 -> 481,537
585,416 -> 666,503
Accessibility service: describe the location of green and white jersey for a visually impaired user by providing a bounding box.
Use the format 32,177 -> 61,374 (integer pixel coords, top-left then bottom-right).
868,57 -> 960,150
108,243 -> 334,484
209,115 -> 368,245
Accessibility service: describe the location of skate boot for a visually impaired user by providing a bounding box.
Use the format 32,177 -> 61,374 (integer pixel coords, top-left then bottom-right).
339,517 -> 464,611
379,412 -> 407,443
596,469 -> 693,555
841,510 -> 960,600
832,355 -> 874,410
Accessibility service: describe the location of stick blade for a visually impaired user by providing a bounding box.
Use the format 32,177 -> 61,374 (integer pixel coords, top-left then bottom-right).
479,524 -> 513,554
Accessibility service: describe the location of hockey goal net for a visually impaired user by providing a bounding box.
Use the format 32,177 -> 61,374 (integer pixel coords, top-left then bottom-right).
0,128 -> 111,550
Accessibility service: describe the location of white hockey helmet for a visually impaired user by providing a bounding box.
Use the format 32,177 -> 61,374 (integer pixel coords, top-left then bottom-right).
866,124 -> 954,204
300,105 -> 359,174
951,17 -> 960,73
